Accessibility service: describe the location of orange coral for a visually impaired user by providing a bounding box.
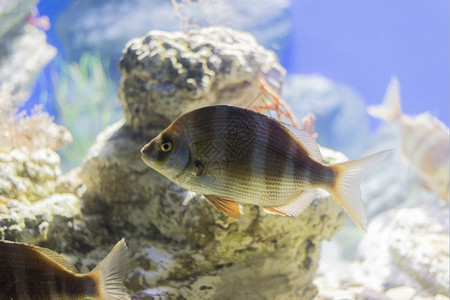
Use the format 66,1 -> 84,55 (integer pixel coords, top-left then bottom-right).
0,93 -> 72,151
248,77 -> 299,127
248,77 -> 318,139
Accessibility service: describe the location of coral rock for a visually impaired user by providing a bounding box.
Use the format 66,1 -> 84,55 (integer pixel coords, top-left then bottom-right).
0,148 -> 61,203
351,203 -> 449,297
0,146 -> 81,248
118,26 -> 285,133
0,193 -> 80,245
74,27 -> 350,299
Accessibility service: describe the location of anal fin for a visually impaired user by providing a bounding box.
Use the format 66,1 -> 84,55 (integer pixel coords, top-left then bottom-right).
204,195 -> 240,218
264,190 -> 317,217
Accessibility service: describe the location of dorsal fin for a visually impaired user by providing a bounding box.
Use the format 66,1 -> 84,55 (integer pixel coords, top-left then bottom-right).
367,76 -> 402,122
278,122 -> 323,163
33,245 -> 78,273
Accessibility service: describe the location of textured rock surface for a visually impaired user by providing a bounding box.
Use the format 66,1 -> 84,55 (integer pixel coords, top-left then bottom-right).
118,26 -> 285,133
0,148 -> 61,203
0,147 -> 81,248
350,203 -> 449,298
75,27 -> 348,299
0,0 -> 56,104
0,193 -> 80,245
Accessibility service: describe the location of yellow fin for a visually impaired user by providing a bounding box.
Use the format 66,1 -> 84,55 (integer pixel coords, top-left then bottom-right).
32,245 -> 78,273
279,122 -> 323,163
204,195 -> 240,218
329,150 -> 392,231
264,190 -> 317,217
91,238 -> 130,300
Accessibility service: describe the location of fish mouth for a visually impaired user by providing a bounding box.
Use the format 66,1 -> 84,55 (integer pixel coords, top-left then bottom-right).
141,154 -> 154,168
141,142 -> 158,167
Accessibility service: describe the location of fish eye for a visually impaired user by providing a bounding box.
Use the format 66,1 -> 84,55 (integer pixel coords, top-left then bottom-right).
161,142 -> 173,152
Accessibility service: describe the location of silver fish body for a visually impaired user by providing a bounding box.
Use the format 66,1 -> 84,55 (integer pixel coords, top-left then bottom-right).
142,105 -> 390,230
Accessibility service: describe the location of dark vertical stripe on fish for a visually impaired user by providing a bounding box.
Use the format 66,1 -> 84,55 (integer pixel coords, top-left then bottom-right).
222,106 -> 234,191
281,128 -> 298,193
228,107 -> 253,194
263,120 -> 281,198
80,275 -> 99,297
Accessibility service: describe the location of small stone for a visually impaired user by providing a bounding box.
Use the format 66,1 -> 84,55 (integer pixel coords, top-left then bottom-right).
385,286 -> 417,300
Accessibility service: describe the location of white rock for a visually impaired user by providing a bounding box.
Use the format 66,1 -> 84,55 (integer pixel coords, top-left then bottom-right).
351,203 -> 449,297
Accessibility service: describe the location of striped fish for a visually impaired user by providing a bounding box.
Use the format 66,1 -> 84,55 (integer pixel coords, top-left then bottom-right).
141,105 -> 390,230
368,76 -> 449,201
0,239 -> 130,299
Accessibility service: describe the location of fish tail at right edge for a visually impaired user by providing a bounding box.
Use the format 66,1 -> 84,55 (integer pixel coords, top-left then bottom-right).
367,76 -> 402,122
91,238 -> 130,300
328,150 -> 392,231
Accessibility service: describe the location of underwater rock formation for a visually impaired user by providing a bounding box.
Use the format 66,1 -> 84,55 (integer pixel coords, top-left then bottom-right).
351,202 -> 449,298
77,27 -> 348,299
0,0 -> 56,104
118,26 -> 285,133
0,147 -> 80,246
314,203 -> 449,300
0,148 -> 61,203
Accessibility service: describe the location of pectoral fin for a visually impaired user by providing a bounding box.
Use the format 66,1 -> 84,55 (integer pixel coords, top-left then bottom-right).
204,195 -> 240,218
264,190 -> 317,217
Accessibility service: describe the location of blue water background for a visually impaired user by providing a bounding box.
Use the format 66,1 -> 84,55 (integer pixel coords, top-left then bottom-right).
26,0 -> 449,130
282,0 -> 449,127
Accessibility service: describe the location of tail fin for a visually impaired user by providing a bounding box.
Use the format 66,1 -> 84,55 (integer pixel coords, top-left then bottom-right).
91,239 -> 130,300
367,76 -> 402,122
328,150 -> 391,231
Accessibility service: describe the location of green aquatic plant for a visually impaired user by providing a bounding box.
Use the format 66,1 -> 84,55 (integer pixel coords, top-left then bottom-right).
53,52 -> 121,171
